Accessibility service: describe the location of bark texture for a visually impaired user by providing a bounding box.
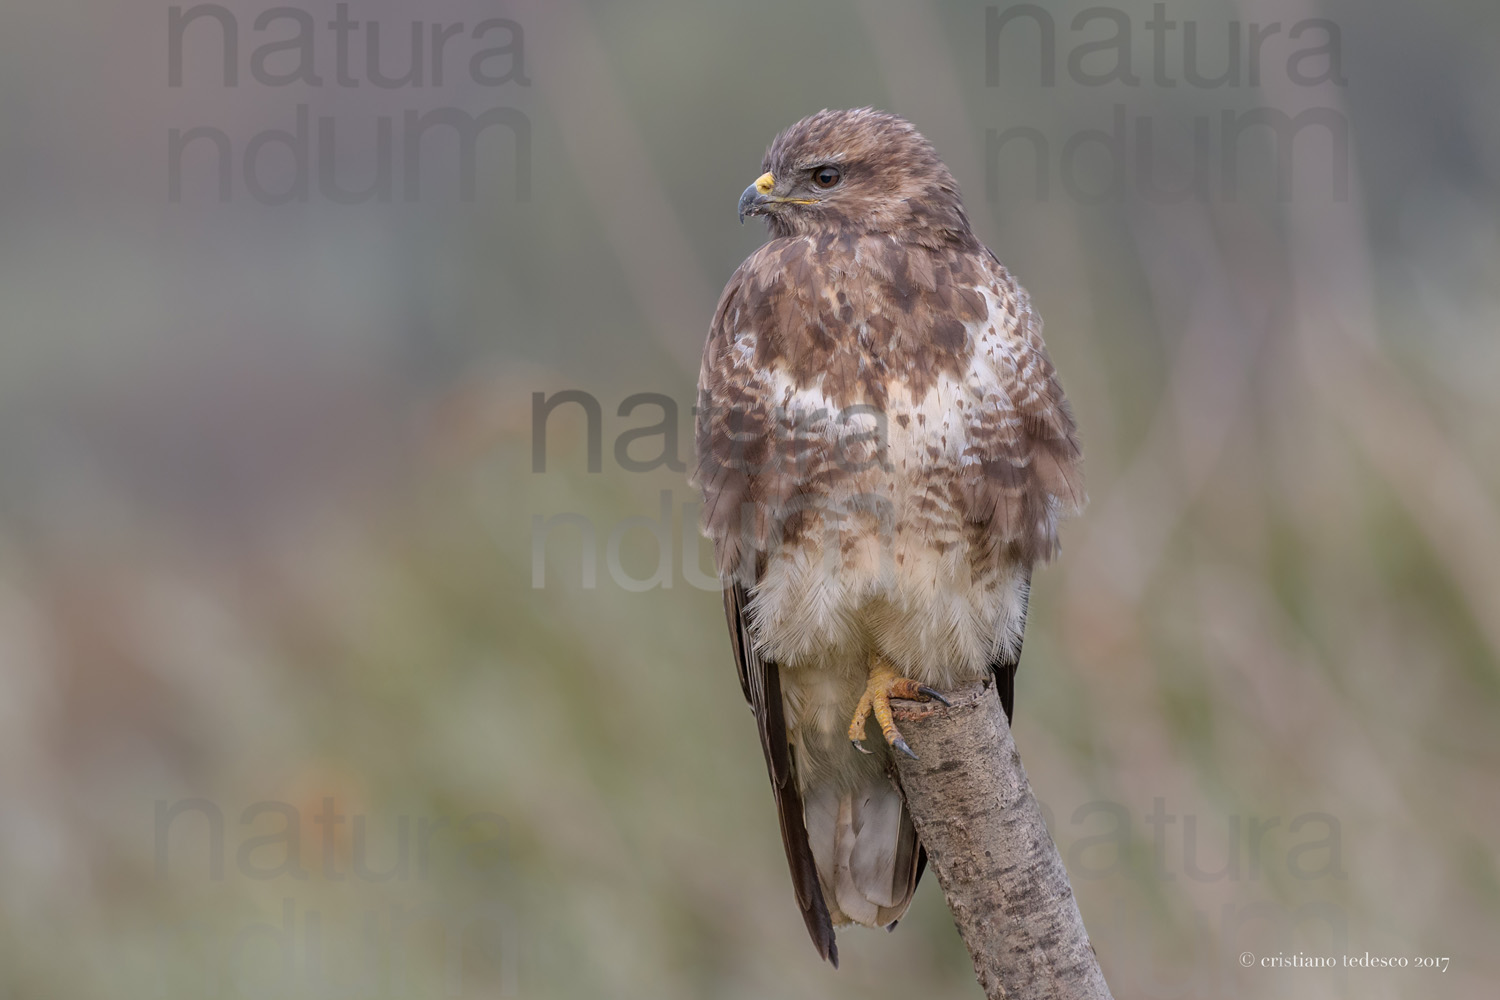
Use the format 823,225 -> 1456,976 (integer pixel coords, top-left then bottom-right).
891,679 -> 1113,1000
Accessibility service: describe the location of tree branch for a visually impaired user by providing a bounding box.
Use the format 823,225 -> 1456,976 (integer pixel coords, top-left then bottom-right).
892,679 -> 1113,1000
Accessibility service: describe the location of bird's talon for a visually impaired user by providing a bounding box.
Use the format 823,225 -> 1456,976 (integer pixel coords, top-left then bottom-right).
847,657 -> 940,757
917,685 -> 952,707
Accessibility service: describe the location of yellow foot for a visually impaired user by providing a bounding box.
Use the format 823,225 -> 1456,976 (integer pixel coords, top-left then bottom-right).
847,658 -> 951,759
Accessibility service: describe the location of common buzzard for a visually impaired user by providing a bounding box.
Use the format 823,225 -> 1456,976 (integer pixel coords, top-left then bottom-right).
692,109 -> 1083,965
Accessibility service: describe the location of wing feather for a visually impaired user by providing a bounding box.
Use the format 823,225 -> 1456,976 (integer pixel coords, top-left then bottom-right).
723,581 -> 838,966
992,566 -> 1031,722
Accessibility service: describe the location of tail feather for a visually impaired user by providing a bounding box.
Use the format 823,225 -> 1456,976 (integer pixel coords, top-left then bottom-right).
805,780 -> 921,929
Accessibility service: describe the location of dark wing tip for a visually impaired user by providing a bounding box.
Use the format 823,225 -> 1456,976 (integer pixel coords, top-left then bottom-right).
992,566 -> 1031,723
997,659 -> 1016,723
794,876 -> 837,965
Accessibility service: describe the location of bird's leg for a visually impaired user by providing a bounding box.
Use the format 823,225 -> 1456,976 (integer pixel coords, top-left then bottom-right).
847,655 -> 950,759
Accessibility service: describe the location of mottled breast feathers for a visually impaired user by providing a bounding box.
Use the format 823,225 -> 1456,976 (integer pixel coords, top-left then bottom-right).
694,229 -> 1083,576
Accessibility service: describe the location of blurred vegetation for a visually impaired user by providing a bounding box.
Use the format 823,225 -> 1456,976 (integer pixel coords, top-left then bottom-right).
0,1 -> 1496,997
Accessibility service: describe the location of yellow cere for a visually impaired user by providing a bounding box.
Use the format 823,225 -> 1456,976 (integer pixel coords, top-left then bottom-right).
753,172 -> 775,194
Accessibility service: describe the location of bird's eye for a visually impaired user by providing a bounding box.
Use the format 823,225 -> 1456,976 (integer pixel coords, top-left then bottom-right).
812,165 -> 842,189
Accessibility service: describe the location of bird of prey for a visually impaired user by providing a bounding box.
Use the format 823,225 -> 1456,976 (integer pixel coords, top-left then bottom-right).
692,109 -> 1082,966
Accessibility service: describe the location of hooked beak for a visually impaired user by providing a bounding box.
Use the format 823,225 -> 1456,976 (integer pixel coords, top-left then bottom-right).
738,171 -> 776,223
737,171 -> 816,223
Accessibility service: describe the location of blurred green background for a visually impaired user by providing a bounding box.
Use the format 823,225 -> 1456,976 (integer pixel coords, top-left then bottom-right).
0,1 -> 1497,997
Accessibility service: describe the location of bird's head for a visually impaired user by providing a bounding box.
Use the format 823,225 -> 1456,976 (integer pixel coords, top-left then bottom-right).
737,108 -> 973,244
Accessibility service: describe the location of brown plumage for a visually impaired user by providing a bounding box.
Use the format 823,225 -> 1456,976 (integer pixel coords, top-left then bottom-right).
692,109 -> 1083,966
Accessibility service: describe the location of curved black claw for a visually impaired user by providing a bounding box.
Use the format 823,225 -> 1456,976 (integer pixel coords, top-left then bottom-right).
851,739 -> 872,755
891,736 -> 918,760
917,685 -> 952,707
